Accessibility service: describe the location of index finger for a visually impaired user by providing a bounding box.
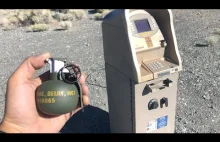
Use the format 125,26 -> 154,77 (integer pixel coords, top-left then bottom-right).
72,64 -> 89,105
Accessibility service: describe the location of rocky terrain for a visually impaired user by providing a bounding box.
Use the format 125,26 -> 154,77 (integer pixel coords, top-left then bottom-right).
0,9 -> 220,133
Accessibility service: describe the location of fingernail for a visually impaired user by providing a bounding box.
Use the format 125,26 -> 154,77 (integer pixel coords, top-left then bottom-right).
39,52 -> 51,58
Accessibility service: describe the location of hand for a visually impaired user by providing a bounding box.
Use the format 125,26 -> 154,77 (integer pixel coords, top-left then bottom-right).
0,53 -> 89,133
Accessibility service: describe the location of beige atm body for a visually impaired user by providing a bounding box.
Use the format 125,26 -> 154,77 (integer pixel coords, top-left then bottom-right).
102,9 -> 182,133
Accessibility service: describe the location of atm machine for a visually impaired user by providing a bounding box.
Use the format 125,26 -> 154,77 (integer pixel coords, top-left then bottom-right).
102,9 -> 182,133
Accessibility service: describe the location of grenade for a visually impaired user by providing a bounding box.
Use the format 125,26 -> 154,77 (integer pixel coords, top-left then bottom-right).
36,58 -> 83,116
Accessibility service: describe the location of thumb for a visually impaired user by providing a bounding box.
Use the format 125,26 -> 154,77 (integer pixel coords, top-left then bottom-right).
10,53 -> 51,83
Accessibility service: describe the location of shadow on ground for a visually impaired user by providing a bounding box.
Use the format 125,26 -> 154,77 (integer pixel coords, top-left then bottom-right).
60,105 -> 110,133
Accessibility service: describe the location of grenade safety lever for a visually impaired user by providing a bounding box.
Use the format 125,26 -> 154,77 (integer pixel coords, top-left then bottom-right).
36,58 -> 83,116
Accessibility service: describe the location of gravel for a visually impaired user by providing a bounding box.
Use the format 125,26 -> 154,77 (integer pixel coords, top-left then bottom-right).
173,9 -> 220,133
0,9 -> 220,133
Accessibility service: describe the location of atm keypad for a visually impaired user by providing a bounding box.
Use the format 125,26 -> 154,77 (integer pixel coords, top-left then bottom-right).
148,62 -> 163,71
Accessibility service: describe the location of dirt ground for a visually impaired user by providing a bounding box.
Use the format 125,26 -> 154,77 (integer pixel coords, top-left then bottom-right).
0,9 -> 220,133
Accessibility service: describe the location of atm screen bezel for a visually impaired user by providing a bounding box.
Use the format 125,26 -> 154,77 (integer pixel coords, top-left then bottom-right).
129,14 -> 159,38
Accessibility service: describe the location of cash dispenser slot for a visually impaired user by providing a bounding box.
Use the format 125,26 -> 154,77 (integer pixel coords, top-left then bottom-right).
142,78 -> 173,96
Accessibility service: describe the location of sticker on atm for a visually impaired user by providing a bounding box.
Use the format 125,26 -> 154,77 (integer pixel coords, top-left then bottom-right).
145,37 -> 153,48
146,115 -> 168,132
146,120 -> 157,132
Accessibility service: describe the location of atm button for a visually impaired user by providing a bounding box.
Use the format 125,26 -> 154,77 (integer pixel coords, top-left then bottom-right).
131,27 -> 135,31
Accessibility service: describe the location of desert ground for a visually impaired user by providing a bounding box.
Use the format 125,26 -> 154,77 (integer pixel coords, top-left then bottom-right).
0,9 -> 220,133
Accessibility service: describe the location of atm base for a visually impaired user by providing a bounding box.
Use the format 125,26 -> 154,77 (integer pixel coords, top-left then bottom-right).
106,63 -> 178,133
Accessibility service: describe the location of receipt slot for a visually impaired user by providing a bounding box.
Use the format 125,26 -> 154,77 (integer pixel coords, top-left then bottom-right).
102,9 -> 182,133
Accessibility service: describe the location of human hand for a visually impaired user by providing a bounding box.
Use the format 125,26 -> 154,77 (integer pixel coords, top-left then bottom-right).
0,53 -> 89,133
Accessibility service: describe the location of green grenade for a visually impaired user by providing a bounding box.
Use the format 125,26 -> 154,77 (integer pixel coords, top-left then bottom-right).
36,58 -> 83,116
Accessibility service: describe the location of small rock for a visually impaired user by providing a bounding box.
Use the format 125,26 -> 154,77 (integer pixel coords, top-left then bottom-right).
66,45 -> 70,48
194,40 -> 209,47
177,118 -> 182,122
174,19 -> 180,22
203,94 -> 210,100
85,43 -> 89,46
182,127 -> 187,132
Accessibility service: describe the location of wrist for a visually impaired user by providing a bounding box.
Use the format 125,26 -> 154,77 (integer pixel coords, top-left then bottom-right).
0,120 -> 24,133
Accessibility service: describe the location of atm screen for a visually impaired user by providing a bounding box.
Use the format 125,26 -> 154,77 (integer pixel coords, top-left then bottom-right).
134,19 -> 151,33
